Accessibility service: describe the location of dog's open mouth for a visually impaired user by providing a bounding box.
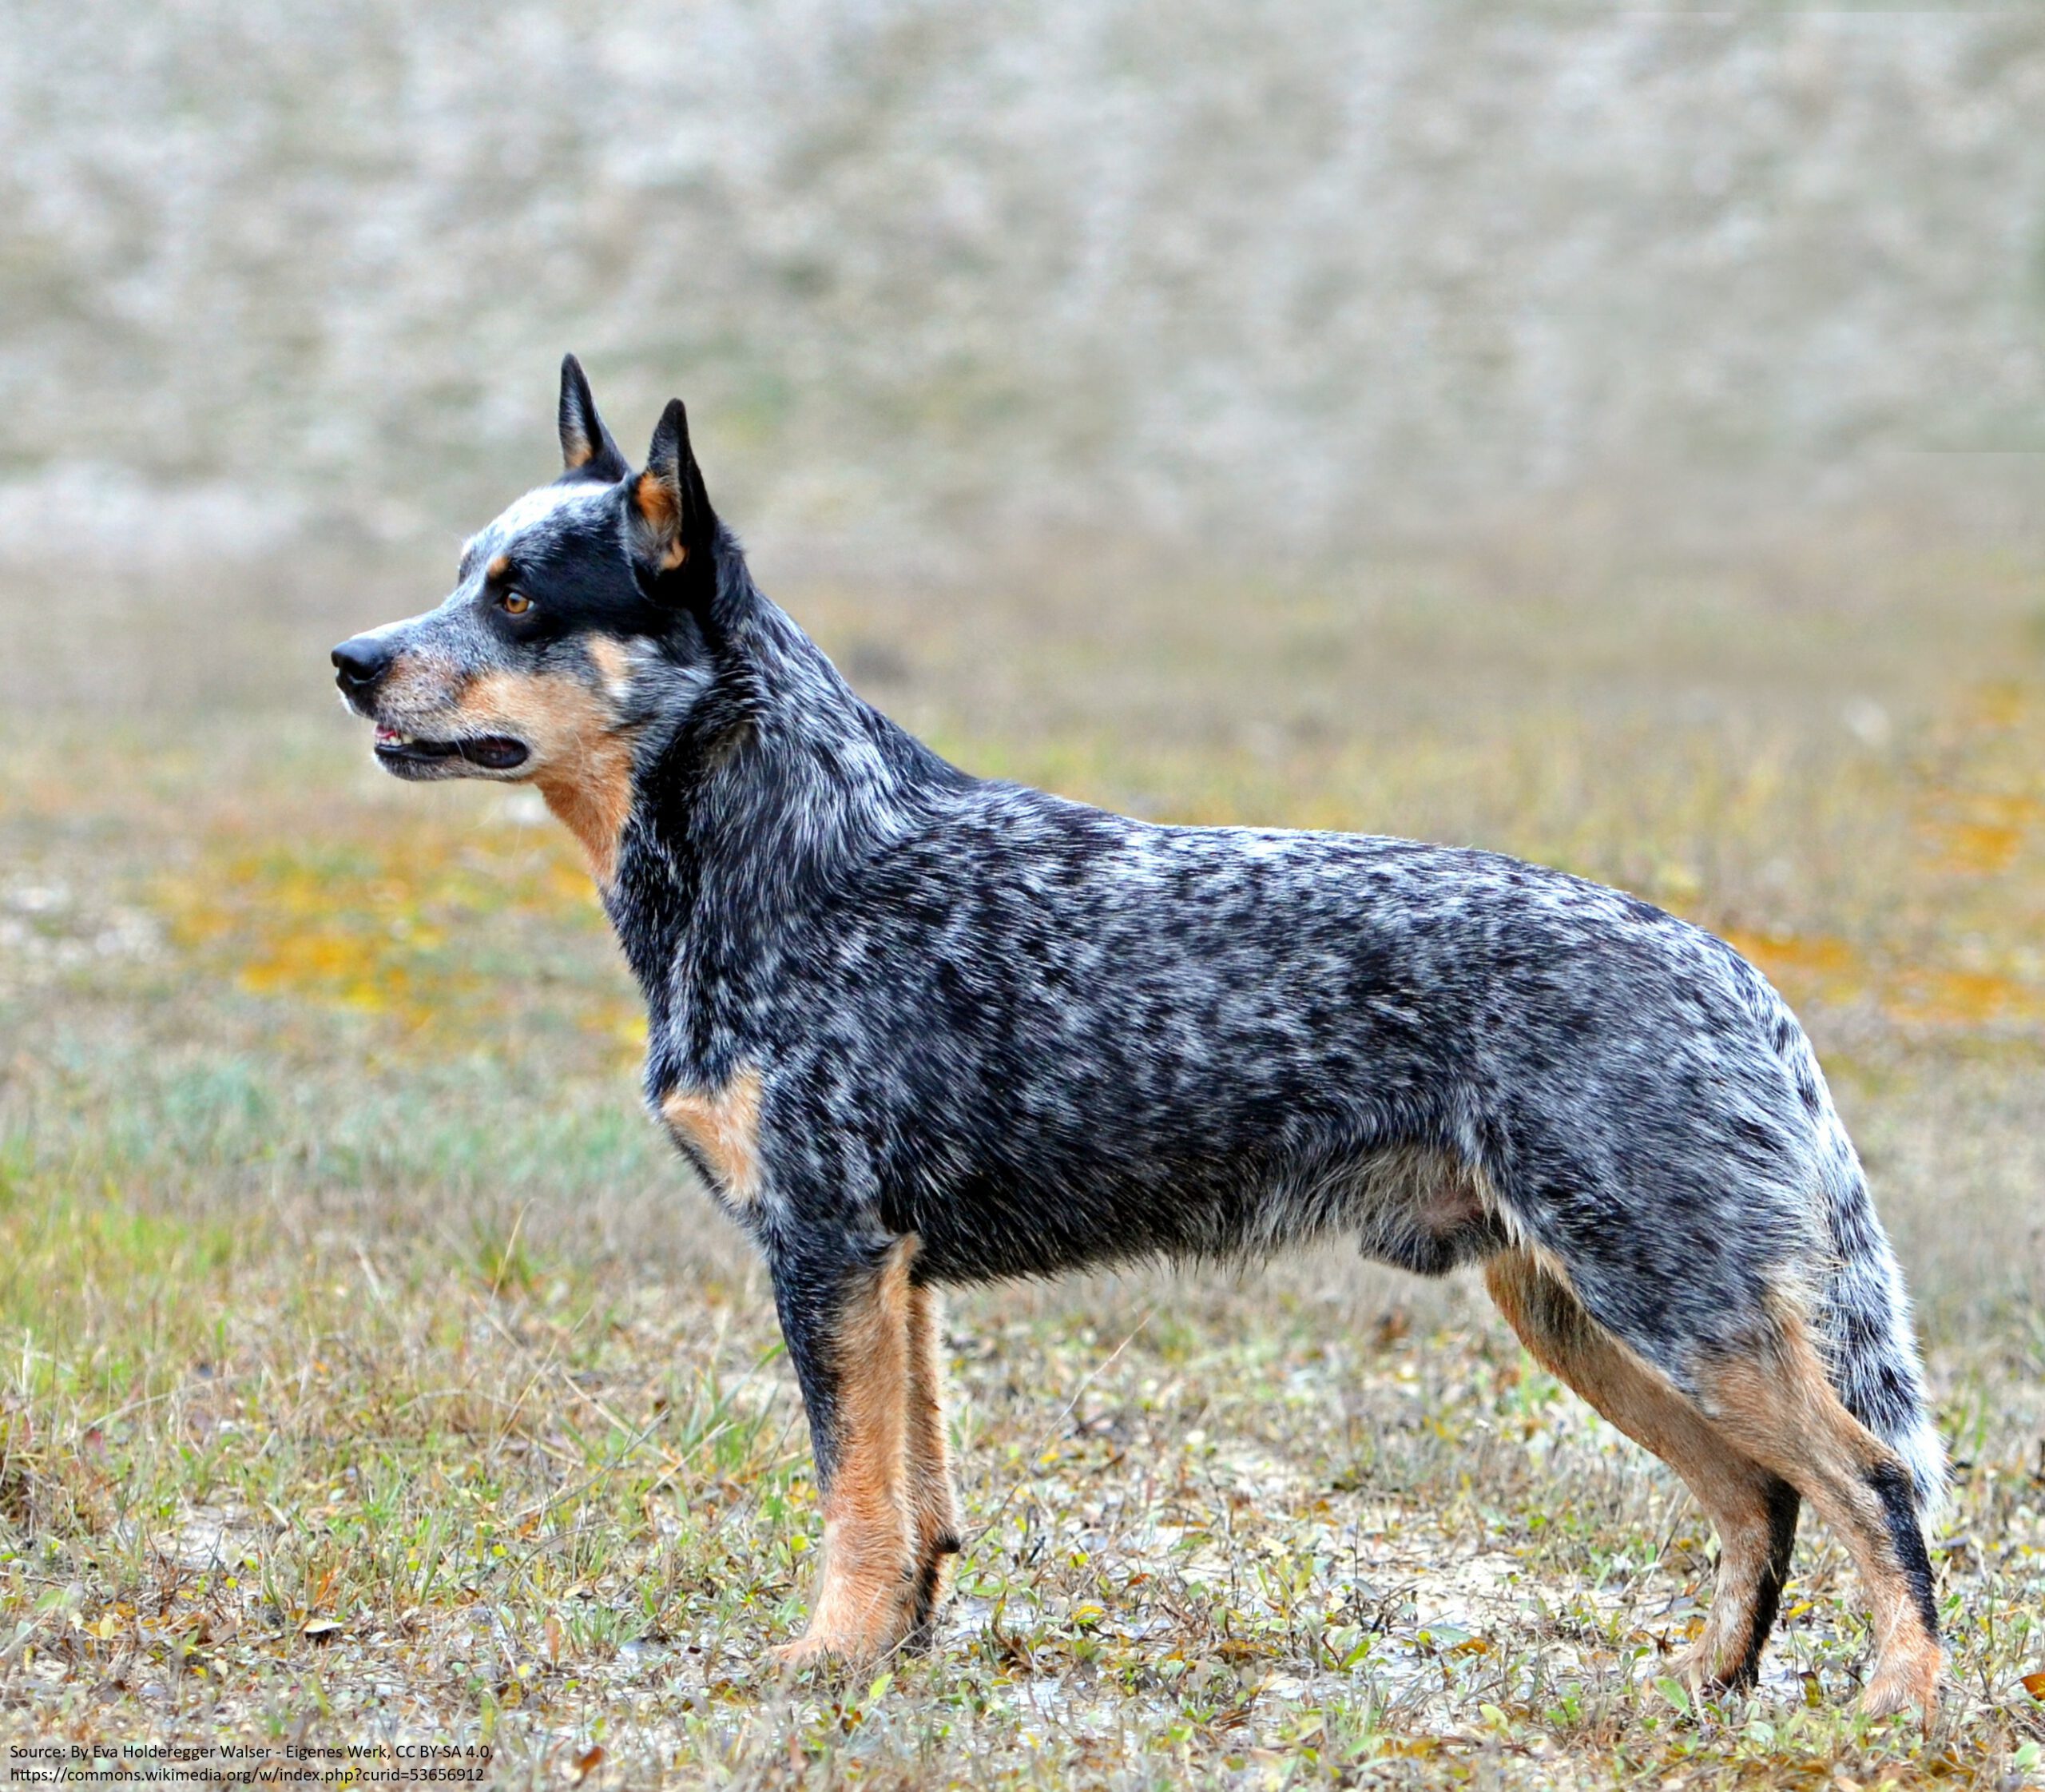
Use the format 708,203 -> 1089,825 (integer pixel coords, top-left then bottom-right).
374,725 -> 530,772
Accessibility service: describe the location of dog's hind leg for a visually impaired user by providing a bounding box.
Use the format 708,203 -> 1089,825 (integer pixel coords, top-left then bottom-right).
1485,1250 -> 1799,1694
1690,1315 -> 1941,1718
1488,1247 -> 1940,1716
903,1281 -> 963,1639
769,1235 -> 919,1666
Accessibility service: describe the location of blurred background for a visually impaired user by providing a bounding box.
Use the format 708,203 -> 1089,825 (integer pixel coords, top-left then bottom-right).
1,7 -> 2043,1770
4,6 -> 2043,602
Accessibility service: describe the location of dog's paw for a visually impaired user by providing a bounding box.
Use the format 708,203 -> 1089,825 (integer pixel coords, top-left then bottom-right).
1859,1653 -> 1940,1722
768,1634 -> 837,1670
769,1626 -> 893,1671
1661,1635 -> 1752,1701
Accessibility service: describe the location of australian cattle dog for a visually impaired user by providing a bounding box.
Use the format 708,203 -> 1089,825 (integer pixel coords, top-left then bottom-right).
332,357 -> 1944,1715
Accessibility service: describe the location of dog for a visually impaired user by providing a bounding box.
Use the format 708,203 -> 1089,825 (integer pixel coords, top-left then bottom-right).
332,356 -> 1944,1715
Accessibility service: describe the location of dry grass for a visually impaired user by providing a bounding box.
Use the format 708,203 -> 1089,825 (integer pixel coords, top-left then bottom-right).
2,540 -> 2043,1787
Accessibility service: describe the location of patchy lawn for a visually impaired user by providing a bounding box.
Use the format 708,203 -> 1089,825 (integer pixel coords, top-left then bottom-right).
2,544 -> 2043,1786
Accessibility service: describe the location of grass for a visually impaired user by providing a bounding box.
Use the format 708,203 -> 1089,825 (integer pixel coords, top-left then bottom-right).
1,538 -> 2043,1786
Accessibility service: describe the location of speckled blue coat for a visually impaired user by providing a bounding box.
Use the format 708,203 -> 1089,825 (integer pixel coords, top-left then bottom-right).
332,363 -> 1945,1705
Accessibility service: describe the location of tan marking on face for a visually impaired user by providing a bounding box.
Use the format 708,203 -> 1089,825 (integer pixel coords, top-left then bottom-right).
585,634 -> 635,701
659,1067 -> 764,1206
776,1238 -> 921,1664
456,667 -> 639,883
486,553 -> 512,582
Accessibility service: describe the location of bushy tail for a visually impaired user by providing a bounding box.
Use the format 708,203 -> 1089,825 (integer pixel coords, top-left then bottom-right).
1817,1137 -> 1945,1517
1766,1003 -> 1946,1518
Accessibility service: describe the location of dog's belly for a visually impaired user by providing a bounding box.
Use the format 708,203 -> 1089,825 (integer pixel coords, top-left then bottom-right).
889,1134 -> 1504,1285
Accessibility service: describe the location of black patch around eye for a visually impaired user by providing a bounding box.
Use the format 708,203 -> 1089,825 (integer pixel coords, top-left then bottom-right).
507,517 -> 675,642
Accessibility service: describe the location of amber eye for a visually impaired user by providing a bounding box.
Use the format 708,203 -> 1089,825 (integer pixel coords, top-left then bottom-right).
499,590 -> 533,616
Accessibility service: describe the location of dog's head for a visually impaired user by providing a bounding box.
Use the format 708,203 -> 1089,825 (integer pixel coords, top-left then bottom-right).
332,357 -> 721,876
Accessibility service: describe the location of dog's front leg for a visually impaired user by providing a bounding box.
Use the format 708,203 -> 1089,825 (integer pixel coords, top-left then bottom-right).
768,1233 -> 919,1666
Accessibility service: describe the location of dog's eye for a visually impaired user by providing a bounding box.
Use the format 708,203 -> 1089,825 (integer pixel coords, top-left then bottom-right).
499,590 -> 534,617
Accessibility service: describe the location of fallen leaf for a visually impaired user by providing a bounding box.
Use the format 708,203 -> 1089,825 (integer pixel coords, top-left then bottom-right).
2021,1669 -> 2045,1702
1380,1738 -> 1441,1759
569,1745 -> 605,1782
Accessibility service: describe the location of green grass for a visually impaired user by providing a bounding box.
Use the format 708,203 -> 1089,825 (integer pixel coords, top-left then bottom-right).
2,544 -> 2043,1786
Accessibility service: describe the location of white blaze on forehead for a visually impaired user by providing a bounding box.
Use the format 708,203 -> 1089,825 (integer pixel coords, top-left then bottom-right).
463,483 -> 613,566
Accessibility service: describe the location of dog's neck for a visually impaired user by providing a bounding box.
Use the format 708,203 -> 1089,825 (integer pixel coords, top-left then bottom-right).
604,556 -> 963,1083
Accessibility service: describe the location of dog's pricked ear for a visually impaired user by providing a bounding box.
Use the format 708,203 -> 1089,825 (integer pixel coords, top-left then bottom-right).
558,354 -> 629,483
629,398 -> 717,598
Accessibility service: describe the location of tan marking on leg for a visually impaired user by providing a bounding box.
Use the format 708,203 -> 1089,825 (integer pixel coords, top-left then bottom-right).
456,668 -> 639,883
776,1240 -> 919,1666
1486,1250 -> 1788,1691
659,1068 -> 764,1206
1695,1317 -> 1941,1718
904,1281 -> 961,1635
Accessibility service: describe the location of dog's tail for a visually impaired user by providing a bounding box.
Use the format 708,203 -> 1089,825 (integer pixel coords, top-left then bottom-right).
1761,996 -> 1946,1518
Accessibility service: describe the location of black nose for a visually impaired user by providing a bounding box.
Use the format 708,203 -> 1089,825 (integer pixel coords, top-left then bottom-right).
332,635 -> 393,696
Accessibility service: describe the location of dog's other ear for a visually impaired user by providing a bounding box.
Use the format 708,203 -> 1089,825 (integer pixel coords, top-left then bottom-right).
629,398 -> 718,601
557,354 -> 630,482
